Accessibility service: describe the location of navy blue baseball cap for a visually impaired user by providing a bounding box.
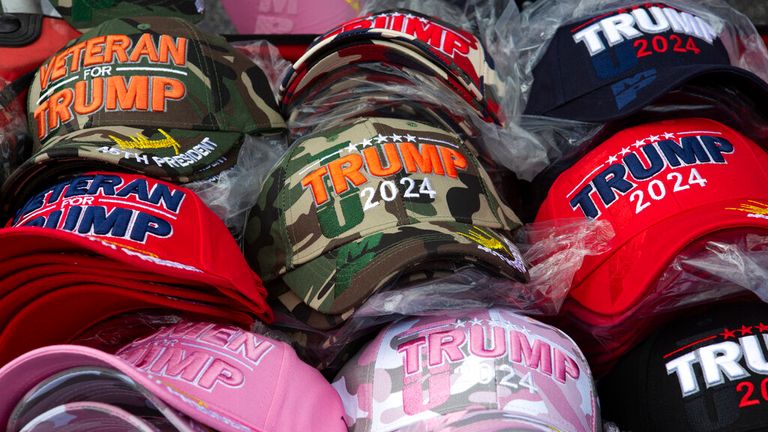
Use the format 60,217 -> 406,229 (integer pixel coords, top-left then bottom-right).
524,2 -> 768,122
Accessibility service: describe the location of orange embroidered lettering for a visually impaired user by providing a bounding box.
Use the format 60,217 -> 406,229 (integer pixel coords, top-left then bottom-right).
363,143 -> 402,177
328,154 -> 366,195
129,33 -> 160,63
74,79 -> 103,115
439,147 -> 467,178
401,142 -> 442,175
83,36 -> 107,67
302,166 -> 331,205
104,34 -> 131,63
106,75 -> 149,111
151,77 -> 185,111
158,34 -> 187,66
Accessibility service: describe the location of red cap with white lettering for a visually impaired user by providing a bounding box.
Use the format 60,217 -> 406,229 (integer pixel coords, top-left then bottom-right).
600,301 -> 768,431
535,118 -> 768,350
0,321 -> 348,432
331,307 -> 598,432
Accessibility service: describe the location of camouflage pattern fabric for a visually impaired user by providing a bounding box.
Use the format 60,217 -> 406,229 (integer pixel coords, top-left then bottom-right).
245,117 -> 527,330
331,308 -> 599,432
52,0 -> 204,30
2,16 -> 285,218
17,401 -> 162,431
280,9 -> 505,125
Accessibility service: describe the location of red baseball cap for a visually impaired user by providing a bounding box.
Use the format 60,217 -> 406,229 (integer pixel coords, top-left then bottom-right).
536,118 -> 768,337
0,172 -> 272,364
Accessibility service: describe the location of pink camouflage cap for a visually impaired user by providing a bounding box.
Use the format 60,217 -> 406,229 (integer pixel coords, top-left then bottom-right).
332,308 -> 599,432
0,321 -> 348,432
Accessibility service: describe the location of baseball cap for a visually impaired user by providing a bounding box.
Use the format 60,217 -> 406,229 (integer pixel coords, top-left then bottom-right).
280,9 -> 504,125
0,171 -> 271,362
534,118 -> 768,352
18,401 -> 165,431
332,307 -> 599,432
600,301 -> 768,431
0,320 -> 348,432
245,117 -> 527,330
221,0 -> 360,34
524,2 -> 768,122
1,16 -> 285,217
50,0 -> 204,30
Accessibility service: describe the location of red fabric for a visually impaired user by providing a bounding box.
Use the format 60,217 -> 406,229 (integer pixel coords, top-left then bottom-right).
0,17 -> 80,82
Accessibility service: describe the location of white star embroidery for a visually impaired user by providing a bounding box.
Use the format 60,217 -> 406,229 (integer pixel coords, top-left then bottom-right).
454,319 -> 466,328
487,318 -> 506,327
647,134 -> 660,142
391,133 -> 403,142
404,134 -> 417,142
663,132 -> 675,139
606,154 -> 618,164
632,139 -> 645,148
360,138 -> 373,147
345,142 -> 357,153
470,318 -> 484,326
374,134 -> 388,144
619,147 -> 631,156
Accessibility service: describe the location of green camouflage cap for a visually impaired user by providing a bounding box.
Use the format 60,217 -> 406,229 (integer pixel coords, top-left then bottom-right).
2,16 -> 285,216
51,0 -> 204,30
245,117 -> 528,330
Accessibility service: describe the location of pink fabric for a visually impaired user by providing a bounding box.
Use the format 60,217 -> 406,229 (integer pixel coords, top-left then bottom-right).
0,321 -> 347,432
221,0 -> 362,34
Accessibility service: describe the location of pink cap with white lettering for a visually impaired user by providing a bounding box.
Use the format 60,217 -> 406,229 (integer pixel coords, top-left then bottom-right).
0,321 -> 348,432
331,308 -> 599,432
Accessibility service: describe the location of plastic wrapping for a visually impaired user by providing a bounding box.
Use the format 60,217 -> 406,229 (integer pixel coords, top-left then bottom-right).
0,77 -> 32,190
517,0 -> 768,106
565,230 -> 768,375
283,1 -> 551,181
268,218 -> 613,373
178,40 -> 292,239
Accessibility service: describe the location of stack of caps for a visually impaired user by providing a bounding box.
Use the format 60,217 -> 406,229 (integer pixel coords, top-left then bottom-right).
245,117 -> 528,331
279,9 -> 506,135
523,1 -> 768,369
1,15 -> 286,219
0,321 -> 348,431
0,172 -> 272,365
332,307 -> 599,432
47,0 -> 205,30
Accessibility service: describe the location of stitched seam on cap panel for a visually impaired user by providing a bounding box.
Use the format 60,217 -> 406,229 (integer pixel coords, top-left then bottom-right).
181,18 -> 219,130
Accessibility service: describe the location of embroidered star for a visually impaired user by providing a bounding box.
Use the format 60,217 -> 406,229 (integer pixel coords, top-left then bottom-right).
632,139 -> 645,148
619,147 -> 631,156
345,142 -> 358,153
663,132 -> 675,139
374,134 -> 388,144
454,319 -> 466,328
469,318 -> 484,326
487,318 -> 506,327
404,134 -> 417,142
391,133 -> 403,142
360,138 -> 373,147
647,134 -> 660,142
720,327 -> 737,340
758,323 -> 768,333
740,325 -> 754,336
606,155 -> 618,164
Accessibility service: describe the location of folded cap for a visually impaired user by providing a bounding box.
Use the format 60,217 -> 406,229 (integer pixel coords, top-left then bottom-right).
535,118 -> 768,360
0,321 -> 348,432
50,0 -> 204,30
600,302 -> 768,431
280,9 -> 504,125
5,171 -> 272,322
2,16 -> 285,216
245,117 -> 527,329
332,307 -> 599,432
524,2 -> 768,122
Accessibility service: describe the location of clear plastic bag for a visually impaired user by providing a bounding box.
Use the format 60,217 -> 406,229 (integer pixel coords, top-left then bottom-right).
269,218 -> 614,372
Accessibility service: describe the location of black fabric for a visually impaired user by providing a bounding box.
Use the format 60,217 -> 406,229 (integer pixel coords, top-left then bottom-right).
523,2 -> 768,122
600,301 -> 768,432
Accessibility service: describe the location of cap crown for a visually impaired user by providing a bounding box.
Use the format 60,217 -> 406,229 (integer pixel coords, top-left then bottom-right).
247,117 -> 520,280
333,308 -> 598,432
29,16 -> 284,149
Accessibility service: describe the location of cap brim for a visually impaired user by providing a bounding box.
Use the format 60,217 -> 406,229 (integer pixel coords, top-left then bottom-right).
540,65 -> 768,123
0,282 -> 253,366
0,227 -> 270,319
400,409 -> 565,432
570,197 -> 768,317
17,401 -> 160,432
276,221 -> 528,326
1,128 -> 243,217
0,345 -> 210,431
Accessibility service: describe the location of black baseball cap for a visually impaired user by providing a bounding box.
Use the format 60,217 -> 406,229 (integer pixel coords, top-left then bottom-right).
524,2 -> 768,122
600,301 -> 768,431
